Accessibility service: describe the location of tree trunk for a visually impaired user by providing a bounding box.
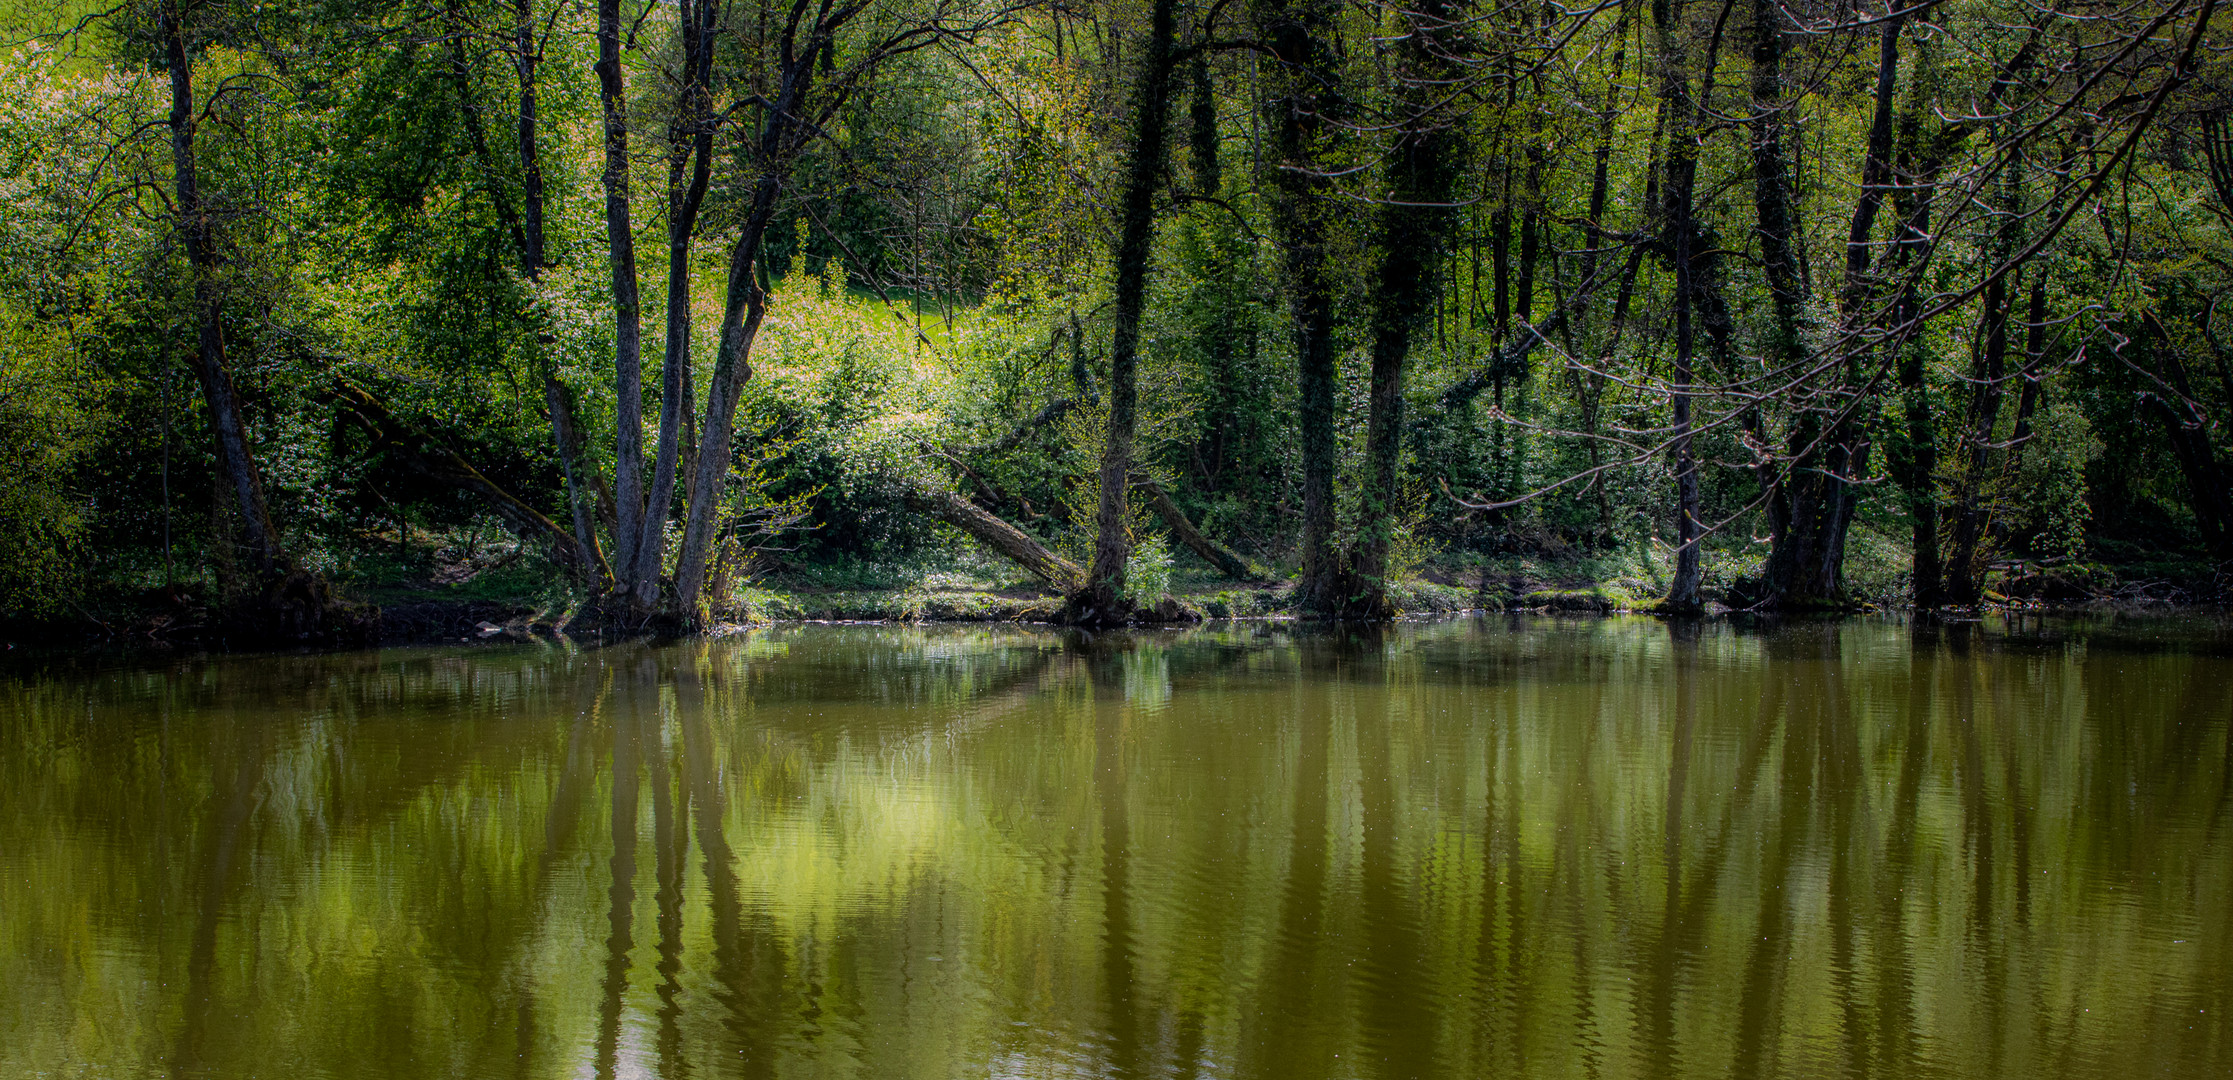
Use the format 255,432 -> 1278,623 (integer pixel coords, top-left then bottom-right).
1653,0 -> 1703,613
630,0 -> 719,608
545,376 -> 610,577
512,0 -> 547,274
1765,8 -> 1904,610
1883,43 -> 1962,608
449,0 -> 588,585
672,90 -> 815,614
673,250 -> 769,614
1492,184 -> 1512,343
1517,138 -> 1544,326
1946,161 -> 2024,603
2002,277 -> 2048,473
597,0 -> 646,582
1578,18 -> 1634,542
1346,0 -> 1468,618
1745,0 -> 1827,599
1252,0 -> 1344,613
1069,0 -> 1179,626
1892,353 -> 1943,607
162,0 -> 293,598
1748,0 -> 1807,371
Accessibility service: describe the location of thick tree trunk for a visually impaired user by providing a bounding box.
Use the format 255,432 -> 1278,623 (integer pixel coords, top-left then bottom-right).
1945,301 -> 2009,603
1765,9 -> 1904,610
1345,0 -> 1467,619
1252,0 -> 1343,613
1653,0 -> 1703,613
512,0 -> 547,274
1187,54 -> 1219,194
1892,346 -> 1943,607
1746,0 -> 1847,610
1070,0 -> 1179,626
1748,0 -> 1807,371
630,0 -> 719,608
597,0 -> 646,581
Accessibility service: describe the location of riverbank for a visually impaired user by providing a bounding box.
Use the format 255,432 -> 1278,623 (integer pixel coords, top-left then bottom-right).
10,547 -> 2225,655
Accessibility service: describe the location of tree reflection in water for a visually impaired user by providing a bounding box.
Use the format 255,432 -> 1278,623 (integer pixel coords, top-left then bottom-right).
2,613 -> 2229,1079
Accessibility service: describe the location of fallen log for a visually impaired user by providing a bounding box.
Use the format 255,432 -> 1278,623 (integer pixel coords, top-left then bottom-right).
335,381 -> 610,582
1134,475 -> 1263,581
906,483 -> 1083,591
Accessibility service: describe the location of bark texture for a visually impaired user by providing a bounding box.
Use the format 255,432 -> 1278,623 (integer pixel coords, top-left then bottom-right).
1764,8 -> 1906,610
1070,0 -> 1180,626
630,0 -> 721,608
1345,0 -> 1468,618
1251,0 -> 1344,612
596,0 -> 646,580
1652,0 -> 1703,613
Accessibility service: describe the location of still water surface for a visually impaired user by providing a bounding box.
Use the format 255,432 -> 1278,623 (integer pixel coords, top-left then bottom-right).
3,615 -> 2230,1079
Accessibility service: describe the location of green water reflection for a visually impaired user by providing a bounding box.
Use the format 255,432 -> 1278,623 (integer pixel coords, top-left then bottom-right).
3,615 -> 2229,1079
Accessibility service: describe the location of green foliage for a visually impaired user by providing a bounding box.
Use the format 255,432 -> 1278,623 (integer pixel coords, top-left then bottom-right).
737,265 -> 942,563
1121,533 -> 1173,608
0,310 -> 104,614
3,0 -> 2231,625
2013,397 -> 2104,562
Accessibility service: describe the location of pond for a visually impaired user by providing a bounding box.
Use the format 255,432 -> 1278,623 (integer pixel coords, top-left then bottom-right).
2,614 -> 2229,1079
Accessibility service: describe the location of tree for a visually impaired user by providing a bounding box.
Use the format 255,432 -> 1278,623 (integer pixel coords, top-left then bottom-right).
1251,0 -> 1348,613
1341,0 -> 1470,617
1066,0 -> 1182,626
156,0 -> 368,639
